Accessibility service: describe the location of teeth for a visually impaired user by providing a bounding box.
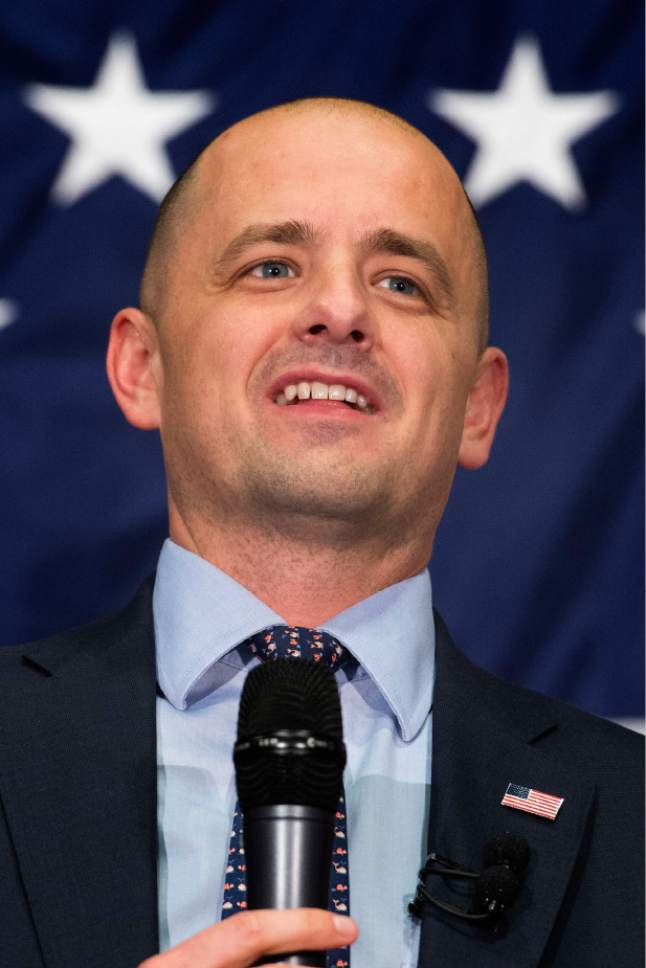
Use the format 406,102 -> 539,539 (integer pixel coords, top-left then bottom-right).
277,381 -> 373,412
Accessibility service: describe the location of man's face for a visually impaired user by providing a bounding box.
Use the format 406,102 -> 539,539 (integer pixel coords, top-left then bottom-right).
149,109 -> 489,547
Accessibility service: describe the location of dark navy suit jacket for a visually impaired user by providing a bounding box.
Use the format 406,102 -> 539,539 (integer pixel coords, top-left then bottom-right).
0,578 -> 642,967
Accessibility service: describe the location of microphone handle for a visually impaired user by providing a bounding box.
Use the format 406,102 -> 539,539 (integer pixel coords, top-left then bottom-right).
244,803 -> 335,967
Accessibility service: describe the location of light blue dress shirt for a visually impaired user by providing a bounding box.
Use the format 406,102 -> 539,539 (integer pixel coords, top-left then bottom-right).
155,538 -> 435,968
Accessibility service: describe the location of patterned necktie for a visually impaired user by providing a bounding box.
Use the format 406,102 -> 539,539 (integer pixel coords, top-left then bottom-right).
221,626 -> 351,968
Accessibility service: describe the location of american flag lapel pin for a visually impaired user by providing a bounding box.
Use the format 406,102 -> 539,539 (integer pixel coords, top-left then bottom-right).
501,782 -> 564,821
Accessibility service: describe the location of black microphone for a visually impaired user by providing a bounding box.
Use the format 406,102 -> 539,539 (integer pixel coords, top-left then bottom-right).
482,831 -> 530,877
234,658 -> 346,967
408,832 -> 530,928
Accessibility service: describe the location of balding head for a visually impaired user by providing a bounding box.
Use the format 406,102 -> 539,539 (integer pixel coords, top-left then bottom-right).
139,98 -> 489,350
110,95 -> 508,579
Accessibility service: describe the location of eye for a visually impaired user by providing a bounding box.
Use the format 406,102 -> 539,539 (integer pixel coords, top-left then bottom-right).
249,261 -> 294,279
377,275 -> 422,297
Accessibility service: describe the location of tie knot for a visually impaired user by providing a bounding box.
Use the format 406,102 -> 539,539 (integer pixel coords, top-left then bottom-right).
246,625 -> 349,672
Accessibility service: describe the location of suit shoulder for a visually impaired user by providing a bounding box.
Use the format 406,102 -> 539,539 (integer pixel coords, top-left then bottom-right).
512,674 -> 643,763
434,610 -> 643,769
486,657 -> 640,767
0,576 -> 155,678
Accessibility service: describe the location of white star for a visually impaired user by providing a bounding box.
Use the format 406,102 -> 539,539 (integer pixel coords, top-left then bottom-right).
0,299 -> 17,331
24,32 -> 215,205
428,36 -> 619,209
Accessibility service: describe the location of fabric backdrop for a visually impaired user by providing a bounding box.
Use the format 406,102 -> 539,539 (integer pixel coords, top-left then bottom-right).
0,0 -> 643,726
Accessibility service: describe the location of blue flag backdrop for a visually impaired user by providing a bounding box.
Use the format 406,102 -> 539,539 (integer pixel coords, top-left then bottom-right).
0,1 -> 643,724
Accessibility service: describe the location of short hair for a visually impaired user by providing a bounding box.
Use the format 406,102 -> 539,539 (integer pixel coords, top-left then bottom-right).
139,158 -> 199,317
463,193 -> 489,350
139,98 -> 489,350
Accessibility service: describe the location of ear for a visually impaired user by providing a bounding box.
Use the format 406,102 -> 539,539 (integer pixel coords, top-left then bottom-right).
458,346 -> 509,470
106,307 -> 162,430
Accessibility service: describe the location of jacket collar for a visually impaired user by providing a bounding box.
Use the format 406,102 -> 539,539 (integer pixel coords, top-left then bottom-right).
417,611 -> 594,967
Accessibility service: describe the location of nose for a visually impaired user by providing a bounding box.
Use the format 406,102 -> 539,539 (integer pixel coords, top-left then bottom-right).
293,263 -> 375,350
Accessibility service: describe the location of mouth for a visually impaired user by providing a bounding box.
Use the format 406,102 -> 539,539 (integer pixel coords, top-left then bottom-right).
271,379 -> 376,415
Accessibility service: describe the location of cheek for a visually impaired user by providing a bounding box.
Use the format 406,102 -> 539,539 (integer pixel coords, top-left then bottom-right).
160,307 -> 260,404
391,329 -> 473,444
389,326 -> 449,409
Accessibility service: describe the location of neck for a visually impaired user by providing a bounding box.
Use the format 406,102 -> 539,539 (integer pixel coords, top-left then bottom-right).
168,508 -> 433,626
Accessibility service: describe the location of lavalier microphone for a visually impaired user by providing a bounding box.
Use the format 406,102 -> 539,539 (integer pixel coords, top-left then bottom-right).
408,832 -> 530,928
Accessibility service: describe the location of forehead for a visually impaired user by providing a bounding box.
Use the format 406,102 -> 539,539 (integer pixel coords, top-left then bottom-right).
191,111 -> 469,257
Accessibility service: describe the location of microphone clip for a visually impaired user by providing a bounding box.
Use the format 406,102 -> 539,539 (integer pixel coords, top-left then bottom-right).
408,833 -> 530,931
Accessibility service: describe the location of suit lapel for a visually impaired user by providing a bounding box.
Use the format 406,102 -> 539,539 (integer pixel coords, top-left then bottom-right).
0,581 -> 159,968
417,613 -> 595,968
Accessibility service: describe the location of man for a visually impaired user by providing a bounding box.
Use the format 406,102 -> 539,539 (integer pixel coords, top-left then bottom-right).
0,99 -> 642,968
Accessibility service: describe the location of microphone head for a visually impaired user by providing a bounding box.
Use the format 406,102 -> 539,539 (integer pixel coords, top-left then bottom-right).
473,865 -> 521,918
234,658 -> 346,813
483,832 -> 530,876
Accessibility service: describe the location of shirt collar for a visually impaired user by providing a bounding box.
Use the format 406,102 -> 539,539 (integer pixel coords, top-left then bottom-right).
154,538 -> 434,740
322,572 -> 434,742
154,539 -> 285,710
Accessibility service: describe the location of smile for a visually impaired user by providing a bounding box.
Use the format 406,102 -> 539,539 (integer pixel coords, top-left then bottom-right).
274,381 -> 374,414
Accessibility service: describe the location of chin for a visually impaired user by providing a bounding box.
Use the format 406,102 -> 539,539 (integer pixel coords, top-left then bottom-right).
248,473 -> 391,528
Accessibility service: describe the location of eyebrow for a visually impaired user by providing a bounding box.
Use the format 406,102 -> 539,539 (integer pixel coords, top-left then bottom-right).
360,227 -> 454,306
213,220 -> 320,273
212,220 -> 453,305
